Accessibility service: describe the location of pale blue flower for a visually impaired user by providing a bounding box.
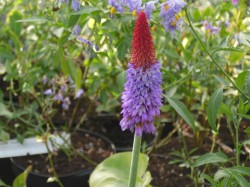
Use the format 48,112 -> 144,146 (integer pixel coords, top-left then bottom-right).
71,0 -> 81,11
77,36 -> 94,47
44,89 -> 53,95
162,16 -> 184,37
126,0 -> 142,16
145,1 -> 158,20
54,92 -> 63,102
62,97 -> 71,110
108,0 -> 125,13
75,89 -> 84,98
159,0 -> 186,37
202,20 -> 220,34
72,24 -> 81,36
225,20 -> 230,27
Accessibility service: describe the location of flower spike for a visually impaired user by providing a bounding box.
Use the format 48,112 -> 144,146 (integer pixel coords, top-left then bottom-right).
120,11 -> 162,136
130,11 -> 156,68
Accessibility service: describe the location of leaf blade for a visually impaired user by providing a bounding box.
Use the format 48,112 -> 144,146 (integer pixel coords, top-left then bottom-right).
194,152 -> 228,167
207,88 -> 223,132
165,96 -> 196,132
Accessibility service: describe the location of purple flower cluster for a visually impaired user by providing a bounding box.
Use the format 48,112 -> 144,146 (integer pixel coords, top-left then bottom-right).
202,20 -> 220,34
108,0 -> 186,36
120,62 -> 162,136
159,0 -> 186,37
43,76 -> 84,110
108,0 -> 147,17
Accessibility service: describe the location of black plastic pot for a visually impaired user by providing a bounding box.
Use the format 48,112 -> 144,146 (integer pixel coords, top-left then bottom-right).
10,129 -> 116,187
84,114 -> 156,152
0,158 -> 15,185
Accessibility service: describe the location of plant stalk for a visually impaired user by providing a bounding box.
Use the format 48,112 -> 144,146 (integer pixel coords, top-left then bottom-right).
235,122 -> 240,166
128,132 -> 142,187
184,9 -> 250,101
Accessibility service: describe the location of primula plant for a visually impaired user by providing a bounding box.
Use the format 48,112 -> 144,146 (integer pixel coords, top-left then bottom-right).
1,0 -> 250,186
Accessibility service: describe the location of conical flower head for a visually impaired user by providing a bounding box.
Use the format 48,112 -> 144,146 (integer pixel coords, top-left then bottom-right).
120,11 -> 162,136
130,11 -> 156,68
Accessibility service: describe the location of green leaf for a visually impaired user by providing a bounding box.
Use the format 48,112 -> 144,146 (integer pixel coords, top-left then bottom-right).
201,174 -> 217,186
194,152 -> 228,167
117,70 -> 126,92
243,139 -> 250,145
67,14 -> 80,27
75,67 -> 82,92
235,32 -> 250,47
0,128 -> 10,142
54,48 -> 65,67
0,103 -> 13,118
165,96 -> 196,132
0,179 -> 10,187
61,59 -> 76,81
13,165 -> 32,187
229,51 -> 245,63
71,6 -> 100,15
9,11 -> 22,36
89,152 -> 151,187
117,39 -> 129,61
16,17 -> 50,23
228,166 -> 250,176
214,169 -> 230,181
212,47 -> 243,56
0,47 -> 14,60
207,88 -> 223,132
236,71 -> 249,91
215,168 -> 250,187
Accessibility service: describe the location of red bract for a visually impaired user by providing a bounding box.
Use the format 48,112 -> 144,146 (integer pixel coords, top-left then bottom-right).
130,11 -> 156,68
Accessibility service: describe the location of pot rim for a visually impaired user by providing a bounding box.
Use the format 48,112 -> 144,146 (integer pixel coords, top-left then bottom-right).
10,128 -> 116,178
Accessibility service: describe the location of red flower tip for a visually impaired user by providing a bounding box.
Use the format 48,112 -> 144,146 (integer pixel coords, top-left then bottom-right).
130,11 -> 156,68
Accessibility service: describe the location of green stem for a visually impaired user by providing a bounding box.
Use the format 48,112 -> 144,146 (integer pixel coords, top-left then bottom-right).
45,140 -> 64,187
202,132 -> 217,174
235,122 -> 240,166
184,9 -> 250,101
128,133 -> 142,187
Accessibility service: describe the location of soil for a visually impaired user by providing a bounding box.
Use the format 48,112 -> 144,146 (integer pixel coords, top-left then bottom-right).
148,117 -> 250,187
148,135 -> 210,187
2,114 -> 250,187
12,130 -> 114,176
83,114 -> 155,150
